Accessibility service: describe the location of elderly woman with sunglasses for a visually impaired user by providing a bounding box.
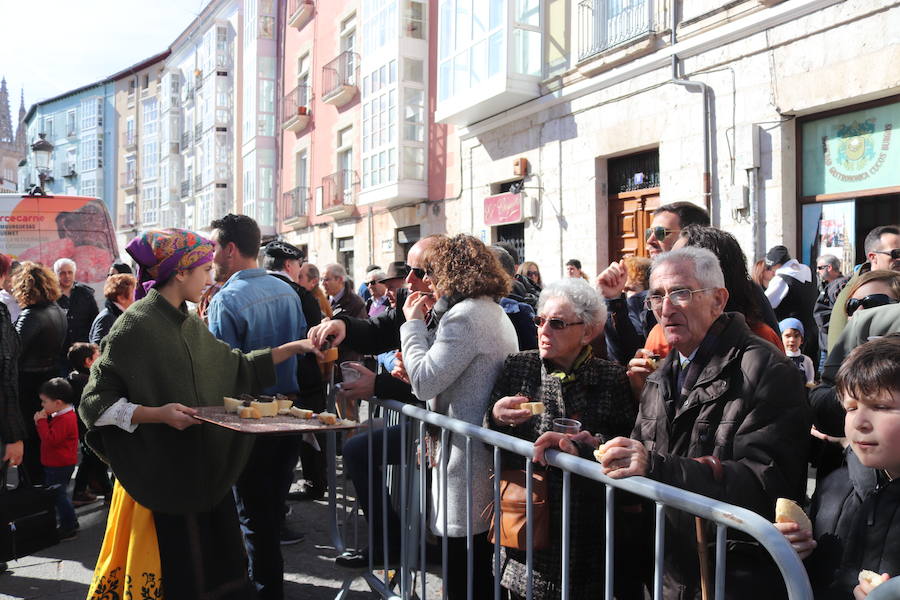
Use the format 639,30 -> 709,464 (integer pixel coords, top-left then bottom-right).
487,277 -> 637,599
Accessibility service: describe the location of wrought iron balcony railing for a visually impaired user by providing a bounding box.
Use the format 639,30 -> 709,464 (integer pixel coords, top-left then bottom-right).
578,0 -> 653,62
281,186 -> 309,221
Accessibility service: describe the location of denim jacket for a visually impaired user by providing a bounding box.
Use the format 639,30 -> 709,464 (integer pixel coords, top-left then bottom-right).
207,268 -> 307,395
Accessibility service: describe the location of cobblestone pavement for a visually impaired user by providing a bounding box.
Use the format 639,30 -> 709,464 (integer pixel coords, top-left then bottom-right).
0,462 -> 443,600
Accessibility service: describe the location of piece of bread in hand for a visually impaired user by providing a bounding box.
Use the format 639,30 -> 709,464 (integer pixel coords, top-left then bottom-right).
775,498 -> 812,531
593,442 -> 609,463
519,401 -> 545,415
858,570 -> 885,588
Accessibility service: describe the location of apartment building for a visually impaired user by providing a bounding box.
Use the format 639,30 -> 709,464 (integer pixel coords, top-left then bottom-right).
110,51 -> 171,247
278,0 -> 453,282
20,79 -> 117,212
164,0 -> 242,235
434,0 -> 900,279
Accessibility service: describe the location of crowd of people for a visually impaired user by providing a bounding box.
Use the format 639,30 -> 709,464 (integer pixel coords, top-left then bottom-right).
0,205 -> 897,600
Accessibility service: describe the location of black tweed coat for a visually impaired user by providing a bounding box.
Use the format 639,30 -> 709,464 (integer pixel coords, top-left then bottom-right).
487,350 -> 637,599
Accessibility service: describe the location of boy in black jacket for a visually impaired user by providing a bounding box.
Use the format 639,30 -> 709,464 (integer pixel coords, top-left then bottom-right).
778,334 -> 900,599
66,342 -> 111,505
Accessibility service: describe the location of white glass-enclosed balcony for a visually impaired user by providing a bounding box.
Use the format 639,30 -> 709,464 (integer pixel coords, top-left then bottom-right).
435,0 -> 542,126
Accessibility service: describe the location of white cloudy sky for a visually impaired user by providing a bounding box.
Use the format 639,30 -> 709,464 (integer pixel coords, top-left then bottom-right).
1,0 -> 209,109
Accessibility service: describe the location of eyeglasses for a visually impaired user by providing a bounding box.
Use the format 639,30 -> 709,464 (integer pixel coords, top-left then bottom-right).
644,288 -> 715,311
365,280 -> 379,287
406,265 -> 426,279
526,270 -> 540,278
815,265 -> 829,271
645,226 -> 680,242
873,248 -> 900,260
846,293 -> 898,317
532,315 -> 585,330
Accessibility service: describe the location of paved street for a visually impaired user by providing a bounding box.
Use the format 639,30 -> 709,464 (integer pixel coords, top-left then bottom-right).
0,466 -> 412,600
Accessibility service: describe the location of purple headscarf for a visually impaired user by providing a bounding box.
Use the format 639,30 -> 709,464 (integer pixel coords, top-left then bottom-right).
126,228 -> 215,299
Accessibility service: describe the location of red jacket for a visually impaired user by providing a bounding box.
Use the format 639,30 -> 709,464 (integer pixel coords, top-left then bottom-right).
35,407 -> 78,467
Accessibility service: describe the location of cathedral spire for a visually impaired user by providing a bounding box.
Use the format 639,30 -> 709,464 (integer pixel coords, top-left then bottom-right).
0,77 -> 13,144
15,88 -> 26,153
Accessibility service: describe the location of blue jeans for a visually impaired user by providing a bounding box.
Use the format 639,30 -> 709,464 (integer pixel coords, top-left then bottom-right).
233,436 -> 301,600
43,465 -> 77,530
343,423 -> 405,560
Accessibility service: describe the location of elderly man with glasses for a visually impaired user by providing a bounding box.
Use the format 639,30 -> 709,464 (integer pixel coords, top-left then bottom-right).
597,247 -> 810,600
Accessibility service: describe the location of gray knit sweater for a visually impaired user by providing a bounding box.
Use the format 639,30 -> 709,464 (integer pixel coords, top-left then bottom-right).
400,296 -> 518,537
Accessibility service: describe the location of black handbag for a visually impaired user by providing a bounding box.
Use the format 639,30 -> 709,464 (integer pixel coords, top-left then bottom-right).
0,461 -> 60,561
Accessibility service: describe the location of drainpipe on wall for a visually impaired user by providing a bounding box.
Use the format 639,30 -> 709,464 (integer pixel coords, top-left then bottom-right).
669,5 -> 714,223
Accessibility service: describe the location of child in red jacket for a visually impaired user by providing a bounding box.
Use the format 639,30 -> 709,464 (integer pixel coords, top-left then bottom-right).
34,377 -> 79,539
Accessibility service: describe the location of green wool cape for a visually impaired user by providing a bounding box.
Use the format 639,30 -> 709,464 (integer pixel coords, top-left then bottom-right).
79,288 -> 276,515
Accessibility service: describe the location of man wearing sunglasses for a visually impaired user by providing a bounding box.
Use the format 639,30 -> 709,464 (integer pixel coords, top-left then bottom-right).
827,224 -> 900,352
598,246 -> 809,599
812,255 -> 849,371
306,235 -> 445,568
597,202 -> 709,363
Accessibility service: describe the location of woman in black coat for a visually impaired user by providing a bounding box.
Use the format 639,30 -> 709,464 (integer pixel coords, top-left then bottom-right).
89,273 -> 136,344
12,262 -> 67,484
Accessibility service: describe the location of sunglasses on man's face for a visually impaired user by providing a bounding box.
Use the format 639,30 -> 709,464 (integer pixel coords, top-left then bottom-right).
873,248 -> 900,260
532,316 -> 585,330
846,293 -> 899,317
406,265 -> 426,279
645,226 -> 680,242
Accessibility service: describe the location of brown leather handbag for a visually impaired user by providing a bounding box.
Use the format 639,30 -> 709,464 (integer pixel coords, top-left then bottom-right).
483,469 -> 550,550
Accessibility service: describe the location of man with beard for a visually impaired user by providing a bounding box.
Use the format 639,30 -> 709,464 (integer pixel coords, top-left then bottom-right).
207,215 -> 308,599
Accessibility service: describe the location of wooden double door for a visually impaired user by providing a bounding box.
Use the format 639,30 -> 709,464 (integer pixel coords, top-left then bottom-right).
608,188 -> 660,262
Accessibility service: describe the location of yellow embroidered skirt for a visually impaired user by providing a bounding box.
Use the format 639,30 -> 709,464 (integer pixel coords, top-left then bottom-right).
86,481 -> 162,599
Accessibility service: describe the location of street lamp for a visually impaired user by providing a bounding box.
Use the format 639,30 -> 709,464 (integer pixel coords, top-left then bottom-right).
31,133 -> 54,192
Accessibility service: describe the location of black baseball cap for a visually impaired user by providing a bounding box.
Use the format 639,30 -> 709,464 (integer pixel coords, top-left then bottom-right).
765,245 -> 791,267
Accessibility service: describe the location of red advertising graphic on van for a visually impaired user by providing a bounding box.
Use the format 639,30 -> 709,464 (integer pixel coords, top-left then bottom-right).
0,195 -> 118,286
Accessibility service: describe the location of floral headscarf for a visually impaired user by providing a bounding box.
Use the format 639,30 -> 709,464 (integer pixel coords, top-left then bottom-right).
126,228 -> 214,299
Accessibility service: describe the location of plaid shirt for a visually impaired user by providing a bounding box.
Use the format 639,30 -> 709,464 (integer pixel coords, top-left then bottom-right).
487,350 -> 636,598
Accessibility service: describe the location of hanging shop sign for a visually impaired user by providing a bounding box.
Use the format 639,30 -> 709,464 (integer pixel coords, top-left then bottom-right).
484,192 -> 523,225
801,101 -> 900,197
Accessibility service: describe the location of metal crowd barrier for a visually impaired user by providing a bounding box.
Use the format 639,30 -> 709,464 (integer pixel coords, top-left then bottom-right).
324,397 -> 814,600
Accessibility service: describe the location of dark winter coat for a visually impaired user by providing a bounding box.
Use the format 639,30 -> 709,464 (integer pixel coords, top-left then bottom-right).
825,474 -> 900,599
0,302 -> 25,444
58,282 -> 99,349
805,449 -> 878,597
15,301 -> 67,372
633,312 -> 810,600
89,299 -> 124,344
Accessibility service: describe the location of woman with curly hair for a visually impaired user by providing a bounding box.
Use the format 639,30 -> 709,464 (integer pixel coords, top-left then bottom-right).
12,261 -> 67,484
400,233 -> 519,599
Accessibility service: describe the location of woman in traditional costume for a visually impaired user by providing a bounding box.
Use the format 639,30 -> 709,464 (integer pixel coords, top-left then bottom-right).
80,228 -> 319,600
